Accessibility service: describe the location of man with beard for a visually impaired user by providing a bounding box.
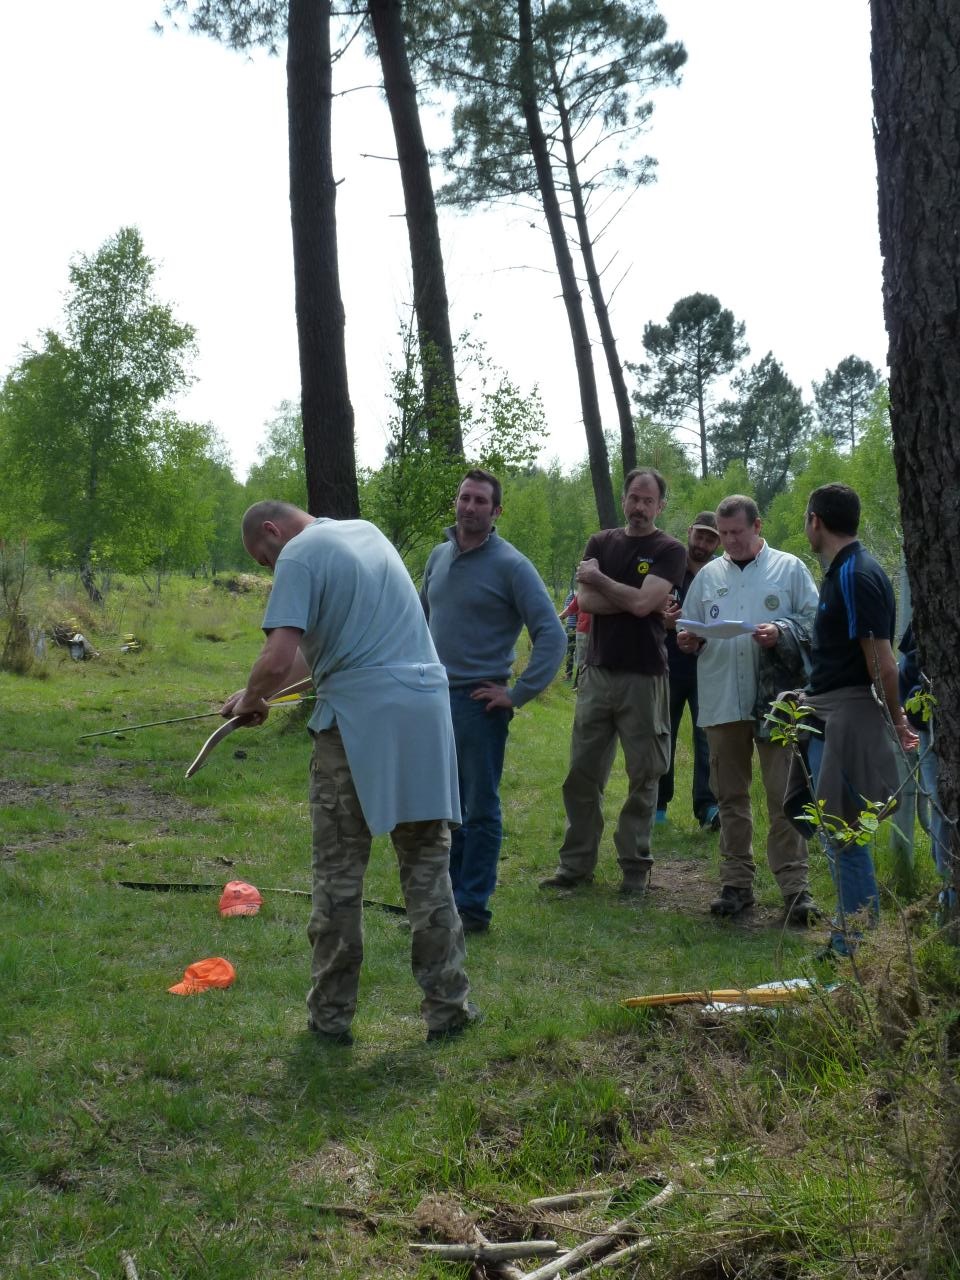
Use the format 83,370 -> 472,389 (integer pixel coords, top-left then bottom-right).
540,468 -> 686,896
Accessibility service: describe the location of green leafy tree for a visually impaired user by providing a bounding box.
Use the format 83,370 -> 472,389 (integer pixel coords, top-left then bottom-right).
636,292 -> 749,478
362,325 -> 546,576
812,354 -> 881,450
244,401 -> 309,509
0,228 -> 195,600
711,353 -> 810,510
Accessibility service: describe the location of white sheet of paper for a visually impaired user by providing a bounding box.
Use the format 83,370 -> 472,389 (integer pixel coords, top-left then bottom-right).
676,618 -> 758,639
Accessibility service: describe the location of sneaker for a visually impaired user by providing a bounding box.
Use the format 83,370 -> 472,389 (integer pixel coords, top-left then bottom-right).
538,870 -> 593,890
618,872 -> 650,896
709,884 -> 755,917
460,914 -> 490,935
783,890 -> 823,927
701,805 -> 721,832
307,1020 -> 354,1046
655,809 -> 668,825
426,1001 -> 483,1043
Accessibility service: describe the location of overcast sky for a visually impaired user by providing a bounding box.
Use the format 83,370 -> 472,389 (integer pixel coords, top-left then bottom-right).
1,1 -> 886,480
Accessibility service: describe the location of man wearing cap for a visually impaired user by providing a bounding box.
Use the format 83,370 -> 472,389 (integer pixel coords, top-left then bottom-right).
540,467 -> 687,896
222,501 -> 476,1046
657,512 -> 722,831
677,495 -> 822,924
421,469 -> 566,935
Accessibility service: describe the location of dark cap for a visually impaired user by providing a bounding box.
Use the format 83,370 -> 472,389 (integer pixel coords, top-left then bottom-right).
690,511 -> 719,534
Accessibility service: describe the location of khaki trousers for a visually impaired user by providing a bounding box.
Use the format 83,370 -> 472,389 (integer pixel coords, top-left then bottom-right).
557,666 -> 670,879
307,728 -> 470,1035
705,720 -> 810,896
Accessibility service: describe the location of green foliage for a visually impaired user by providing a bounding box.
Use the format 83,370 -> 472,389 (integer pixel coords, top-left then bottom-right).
415,0 -> 686,208
243,400 -> 309,509
0,229 -> 248,589
361,326 -> 546,577
712,352 -> 811,508
636,292 -> 749,475
812,354 -> 881,451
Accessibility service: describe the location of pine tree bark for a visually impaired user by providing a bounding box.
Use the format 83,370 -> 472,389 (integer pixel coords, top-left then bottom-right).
368,0 -> 463,457
871,0 -> 960,918
517,0 -> 617,529
287,0 -> 360,518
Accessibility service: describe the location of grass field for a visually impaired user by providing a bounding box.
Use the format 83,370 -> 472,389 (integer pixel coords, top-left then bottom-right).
1,578 -> 958,1279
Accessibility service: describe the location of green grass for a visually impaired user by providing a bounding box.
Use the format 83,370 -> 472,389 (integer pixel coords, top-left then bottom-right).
1,577 -> 958,1278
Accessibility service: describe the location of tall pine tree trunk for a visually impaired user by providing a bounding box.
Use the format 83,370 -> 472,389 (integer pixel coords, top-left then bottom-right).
517,0 -> 616,528
546,46 -> 635,474
369,0 -> 463,457
871,0 -> 960,924
287,0 -> 359,518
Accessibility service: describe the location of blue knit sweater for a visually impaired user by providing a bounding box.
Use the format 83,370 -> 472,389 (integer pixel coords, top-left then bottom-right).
420,528 -> 566,708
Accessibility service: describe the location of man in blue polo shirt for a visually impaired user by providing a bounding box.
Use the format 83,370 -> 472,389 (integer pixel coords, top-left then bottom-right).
422,469 -> 566,934
796,483 -> 918,954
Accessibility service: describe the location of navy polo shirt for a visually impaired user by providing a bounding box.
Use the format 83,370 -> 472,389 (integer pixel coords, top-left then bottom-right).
807,540 -> 896,694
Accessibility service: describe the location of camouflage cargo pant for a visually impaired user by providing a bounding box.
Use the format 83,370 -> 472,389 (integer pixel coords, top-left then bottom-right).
307,727 -> 470,1036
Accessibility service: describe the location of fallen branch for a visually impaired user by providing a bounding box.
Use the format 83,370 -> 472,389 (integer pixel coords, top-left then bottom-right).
411,1241 -> 559,1261
120,1251 -> 140,1280
529,1189 -> 616,1210
573,1239 -> 655,1277
524,1160 -> 714,1280
473,1226 -> 525,1280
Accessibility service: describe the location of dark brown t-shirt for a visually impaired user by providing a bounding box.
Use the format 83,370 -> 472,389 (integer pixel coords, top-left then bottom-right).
585,527 -> 687,675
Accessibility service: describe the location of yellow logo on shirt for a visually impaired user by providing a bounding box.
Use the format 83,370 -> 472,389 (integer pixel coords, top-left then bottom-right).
636,560 -> 651,576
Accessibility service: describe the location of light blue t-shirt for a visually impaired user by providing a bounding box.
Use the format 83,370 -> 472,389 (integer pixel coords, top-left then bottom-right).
262,519 -> 459,834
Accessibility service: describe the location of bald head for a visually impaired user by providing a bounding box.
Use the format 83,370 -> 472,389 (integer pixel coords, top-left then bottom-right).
241,501 -> 313,568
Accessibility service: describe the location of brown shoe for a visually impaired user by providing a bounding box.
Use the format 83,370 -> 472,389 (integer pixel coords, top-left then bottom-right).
710,885 -> 755,917
783,890 -> 823,927
618,872 -> 650,896
538,870 -> 593,890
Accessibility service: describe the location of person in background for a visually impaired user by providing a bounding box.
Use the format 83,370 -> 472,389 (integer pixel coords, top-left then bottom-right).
678,495 -> 821,925
422,469 -> 566,935
790,483 -> 918,955
657,511 -> 722,831
540,468 -> 686,896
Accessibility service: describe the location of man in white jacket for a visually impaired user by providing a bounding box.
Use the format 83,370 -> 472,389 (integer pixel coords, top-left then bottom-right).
678,495 -> 821,924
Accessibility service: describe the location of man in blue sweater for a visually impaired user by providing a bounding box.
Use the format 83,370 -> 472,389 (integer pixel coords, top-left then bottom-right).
422,469 -> 566,934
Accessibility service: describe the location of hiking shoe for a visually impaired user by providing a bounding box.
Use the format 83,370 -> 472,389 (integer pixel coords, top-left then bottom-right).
460,914 -> 490,935
655,808 -> 668,825
783,890 -> 823,927
307,1020 -> 354,1046
701,805 -> 721,832
618,872 -> 650,897
426,1001 -> 483,1043
709,885 -> 755,917
538,870 -> 593,890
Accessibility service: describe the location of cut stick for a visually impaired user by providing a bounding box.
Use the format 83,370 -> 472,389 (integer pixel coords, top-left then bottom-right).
473,1227 -> 525,1280
523,1159 -> 714,1280
572,1239 -> 655,1277
120,1251 -> 140,1280
529,1189 -> 616,1210
411,1241 -> 559,1261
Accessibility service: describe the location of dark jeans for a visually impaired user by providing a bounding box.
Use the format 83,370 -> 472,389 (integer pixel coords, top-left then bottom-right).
448,686 -> 512,925
656,664 -> 715,822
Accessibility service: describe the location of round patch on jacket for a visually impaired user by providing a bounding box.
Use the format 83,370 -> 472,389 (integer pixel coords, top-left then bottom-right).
764,594 -> 780,610
636,560 -> 651,576
710,604 -> 720,619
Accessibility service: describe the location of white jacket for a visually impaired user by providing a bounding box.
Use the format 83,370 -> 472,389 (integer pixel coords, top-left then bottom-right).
682,542 -> 818,728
